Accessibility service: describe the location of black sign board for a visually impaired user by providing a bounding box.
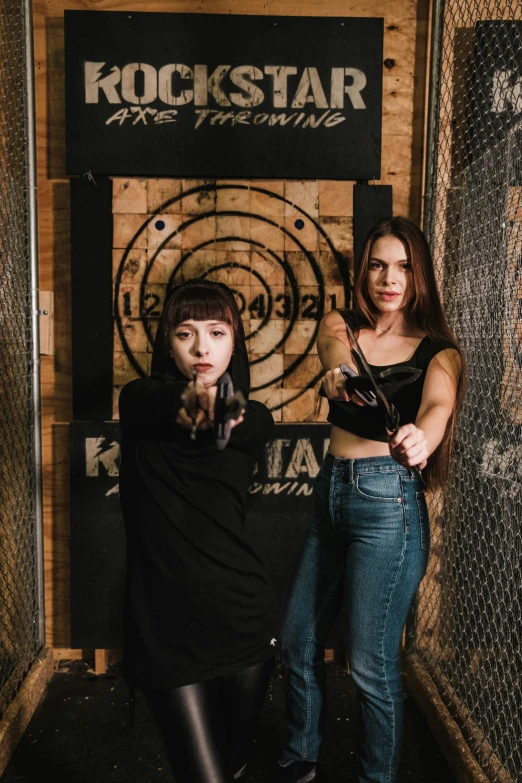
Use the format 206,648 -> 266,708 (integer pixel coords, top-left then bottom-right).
70,421 -> 341,649
353,184 -> 393,273
470,21 -> 522,163
70,422 -> 126,648
64,11 -> 383,180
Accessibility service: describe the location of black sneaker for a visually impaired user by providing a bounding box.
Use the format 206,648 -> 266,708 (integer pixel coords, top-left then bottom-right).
278,760 -> 319,782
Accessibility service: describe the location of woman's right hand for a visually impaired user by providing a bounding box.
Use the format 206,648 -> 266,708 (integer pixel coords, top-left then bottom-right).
176,379 -> 214,430
176,380 -> 246,431
322,368 -> 367,407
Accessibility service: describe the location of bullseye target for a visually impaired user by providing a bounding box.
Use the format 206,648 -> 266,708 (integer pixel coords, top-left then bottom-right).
113,179 -> 351,420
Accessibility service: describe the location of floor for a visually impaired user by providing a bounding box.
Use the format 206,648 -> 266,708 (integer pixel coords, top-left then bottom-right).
2,660 -> 456,783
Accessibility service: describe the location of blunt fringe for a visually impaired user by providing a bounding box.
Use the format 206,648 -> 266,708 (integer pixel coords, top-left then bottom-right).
162,278 -> 245,350
348,216 -> 467,492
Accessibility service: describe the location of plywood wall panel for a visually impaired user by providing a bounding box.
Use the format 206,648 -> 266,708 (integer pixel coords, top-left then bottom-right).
42,0 -> 419,16
34,0 -> 430,650
46,18 -> 67,180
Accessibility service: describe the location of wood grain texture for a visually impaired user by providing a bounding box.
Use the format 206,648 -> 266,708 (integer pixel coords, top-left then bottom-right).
94,649 -> 110,675
406,654 -> 514,783
0,648 -> 54,778
34,0 -> 430,650
406,654 -> 491,783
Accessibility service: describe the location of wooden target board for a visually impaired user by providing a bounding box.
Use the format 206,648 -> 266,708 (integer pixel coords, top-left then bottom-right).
112,178 -> 352,421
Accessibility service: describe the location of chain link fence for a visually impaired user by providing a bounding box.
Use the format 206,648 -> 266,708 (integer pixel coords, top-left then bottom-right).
0,0 -> 43,720
408,2 -> 522,782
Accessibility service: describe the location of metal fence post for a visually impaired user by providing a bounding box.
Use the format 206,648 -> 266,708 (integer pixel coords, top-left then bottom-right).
23,0 -> 45,650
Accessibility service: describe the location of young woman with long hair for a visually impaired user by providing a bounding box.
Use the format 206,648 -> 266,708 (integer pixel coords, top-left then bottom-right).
279,216 -> 465,783
119,279 -> 278,783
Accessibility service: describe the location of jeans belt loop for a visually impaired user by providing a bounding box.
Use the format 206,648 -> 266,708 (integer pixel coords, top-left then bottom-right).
348,460 -> 354,484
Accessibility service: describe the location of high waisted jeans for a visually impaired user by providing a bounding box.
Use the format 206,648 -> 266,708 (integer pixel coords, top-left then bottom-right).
281,453 -> 430,783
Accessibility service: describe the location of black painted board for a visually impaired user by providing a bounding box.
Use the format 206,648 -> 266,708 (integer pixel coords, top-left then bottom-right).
64,10 -> 383,180
70,421 -> 343,649
353,184 -> 393,274
71,177 -> 113,421
247,423 -> 330,599
469,21 -> 522,169
70,422 -> 125,648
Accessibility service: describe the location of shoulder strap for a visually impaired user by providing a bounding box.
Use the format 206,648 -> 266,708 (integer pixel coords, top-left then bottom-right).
336,308 -> 367,334
417,337 -> 456,368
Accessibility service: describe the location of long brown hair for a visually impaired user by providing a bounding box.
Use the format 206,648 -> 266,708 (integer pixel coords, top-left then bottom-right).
351,216 -> 467,492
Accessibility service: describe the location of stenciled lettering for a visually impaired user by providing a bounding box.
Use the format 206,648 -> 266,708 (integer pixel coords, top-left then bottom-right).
190,109 -> 345,130
85,61 -> 368,111
264,66 -> 298,108
291,67 -> 329,109
330,67 -> 367,109
491,69 -> 522,113
285,438 -> 320,479
121,63 -> 157,105
193,64 -> 232,106
158,64 -> 194,106
229,65 -> 264,107
85,438 -> 120,477
85,62 -> 122,104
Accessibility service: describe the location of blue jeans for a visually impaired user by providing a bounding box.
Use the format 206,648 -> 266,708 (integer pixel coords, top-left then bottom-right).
281,453 -> 430,783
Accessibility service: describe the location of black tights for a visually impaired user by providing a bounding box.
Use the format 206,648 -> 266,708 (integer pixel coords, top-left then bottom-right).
143,657 -> 275,783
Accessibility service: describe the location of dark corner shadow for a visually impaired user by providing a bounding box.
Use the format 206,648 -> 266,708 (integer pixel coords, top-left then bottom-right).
49,177 -> 72,649
8,718 -> 73,783
50,422 -> 71,651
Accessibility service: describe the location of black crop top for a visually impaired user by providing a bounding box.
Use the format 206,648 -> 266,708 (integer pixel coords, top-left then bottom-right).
327,336 -> 455,442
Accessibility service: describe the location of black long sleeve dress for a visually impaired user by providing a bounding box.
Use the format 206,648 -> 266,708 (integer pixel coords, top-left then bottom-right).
118,332 -> 278,692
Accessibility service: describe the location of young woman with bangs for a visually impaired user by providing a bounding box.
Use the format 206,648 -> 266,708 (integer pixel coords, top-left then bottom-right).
279,217 -> 465,783
119,279 -> 278,783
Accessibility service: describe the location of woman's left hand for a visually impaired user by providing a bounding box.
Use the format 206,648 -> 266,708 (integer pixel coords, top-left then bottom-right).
388,424 -> 428,469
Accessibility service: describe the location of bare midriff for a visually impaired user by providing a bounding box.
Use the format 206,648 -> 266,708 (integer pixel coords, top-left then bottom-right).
329,425 -> 391,459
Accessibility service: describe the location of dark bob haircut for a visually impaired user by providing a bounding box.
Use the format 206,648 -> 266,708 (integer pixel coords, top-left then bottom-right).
162,278 -> 245,350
